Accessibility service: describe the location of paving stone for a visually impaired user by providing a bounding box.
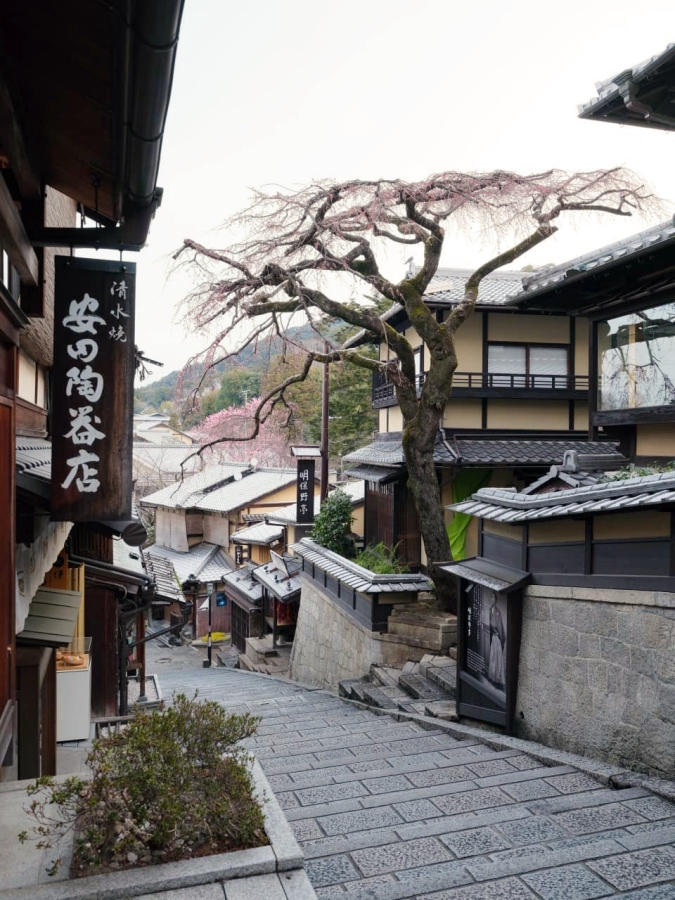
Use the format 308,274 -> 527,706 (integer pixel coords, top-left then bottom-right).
418,877 -> 538,900
275,791 -> 301,810
315,748 -> 357,762
293,782 -> 370,806
440,825 -> 511,858
497,816 -> 568,846
433,786 -> 514,815
623,797 -> 675,821
392,798 -> 445,822
302,828 -> 399,860
466,838 -> 626,882
305,854 -> 361,888
350,836 -> 453,876
522,863 -> 614,900
544,773 -> 602,794
348,759 -> 395,774
629,820 -> 675,834
502,780 -> 561,802
267,773 -> 296,790
587,845 -> 675,890
508,755 -> 546,771
290,818 -> 325,841
290,766 -> 351,787
317,806 -> 405,836
407,765 -> 474,787
553,801 -> 647,835
489,844 -> 547,861
396,804 -> 532,842
467,758 -> 517,778
612,887 -> 675,899
615,824 -> 675,851
529,787 -> 650,816
361,774 -> 414,794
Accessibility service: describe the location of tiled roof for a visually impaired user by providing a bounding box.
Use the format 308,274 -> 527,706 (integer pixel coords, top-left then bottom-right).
139,464 -> 295,513
145,542 -> 232,585
424,268 -> 524,306
343,269 -> 524,349
143,554 -> 185,604
453,439 -> 625,468
578,43 -> 675,124
290,538 -> 433,594
16,437 -> 52,481
133,444 -> 208,476
450,469 -> 675,524
231,522 -> 284,546
342,465 -> 396,483
515,219 -> 675,300
221,564 -> 263,603
343,435 -> 457,469
252,555 -> 302,601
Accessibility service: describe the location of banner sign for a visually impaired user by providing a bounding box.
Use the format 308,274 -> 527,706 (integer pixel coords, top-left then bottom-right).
51,257 -> 136,521
296,459 -> 315,525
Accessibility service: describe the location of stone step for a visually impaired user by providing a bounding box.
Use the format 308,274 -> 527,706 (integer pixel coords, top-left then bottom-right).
369,665 -> 400,688
423,700 -> 459,721
361,685 -> 399,710
426,663 -> 457,698
398,672 -> 449,701
338,678 -> 368,702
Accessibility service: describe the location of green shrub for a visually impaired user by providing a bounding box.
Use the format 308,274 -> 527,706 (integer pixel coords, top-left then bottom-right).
19,693 -> 265,876
311,489 -> 354,556
354,542 -> 409,574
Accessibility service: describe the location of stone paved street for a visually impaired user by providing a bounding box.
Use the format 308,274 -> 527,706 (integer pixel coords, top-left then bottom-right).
156,662 -> 675,900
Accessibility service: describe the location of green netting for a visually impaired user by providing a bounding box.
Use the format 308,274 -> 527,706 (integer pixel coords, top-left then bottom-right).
446,468 -> 492,560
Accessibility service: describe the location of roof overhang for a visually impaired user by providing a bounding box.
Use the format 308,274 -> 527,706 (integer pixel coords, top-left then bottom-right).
439,557 -> 530,594
0,0 -> 184,250
578,44 -> 675,132
17,586 -> 81,647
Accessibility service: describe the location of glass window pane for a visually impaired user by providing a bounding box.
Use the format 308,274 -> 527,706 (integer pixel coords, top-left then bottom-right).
488,345 -> 526,387
598,303 -> 675,410
529,346 -> 567,388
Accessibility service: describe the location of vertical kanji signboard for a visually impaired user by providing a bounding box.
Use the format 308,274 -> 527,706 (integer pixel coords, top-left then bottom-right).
296,459 -> 315,525
51,257 -> 136,521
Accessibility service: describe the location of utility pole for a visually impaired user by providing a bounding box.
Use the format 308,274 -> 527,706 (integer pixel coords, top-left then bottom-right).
320,341 -> 329,501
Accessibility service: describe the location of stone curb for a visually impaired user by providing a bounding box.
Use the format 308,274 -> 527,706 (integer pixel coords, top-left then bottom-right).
0,761 -> 310,900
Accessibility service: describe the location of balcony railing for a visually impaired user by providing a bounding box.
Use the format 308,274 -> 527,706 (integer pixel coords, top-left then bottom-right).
372,371 -> 590,408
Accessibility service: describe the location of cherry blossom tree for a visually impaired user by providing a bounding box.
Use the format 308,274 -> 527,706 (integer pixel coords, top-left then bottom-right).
191,397 -> 300,467
175,168 -> 658,611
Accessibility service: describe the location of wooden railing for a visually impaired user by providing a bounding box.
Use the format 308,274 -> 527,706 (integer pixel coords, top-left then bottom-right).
372,371 -> 589,407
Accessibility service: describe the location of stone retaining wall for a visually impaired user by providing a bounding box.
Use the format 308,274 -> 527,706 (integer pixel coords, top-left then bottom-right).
516,585 -> 675,778
290,576 -> 386,688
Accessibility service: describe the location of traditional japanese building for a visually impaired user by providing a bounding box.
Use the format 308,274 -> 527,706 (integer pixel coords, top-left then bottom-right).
0,0 -> 184,780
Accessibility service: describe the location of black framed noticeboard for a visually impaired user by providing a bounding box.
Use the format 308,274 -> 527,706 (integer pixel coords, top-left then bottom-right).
440,557 -> 529,734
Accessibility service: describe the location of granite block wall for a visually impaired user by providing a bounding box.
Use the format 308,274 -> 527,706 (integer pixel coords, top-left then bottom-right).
516,585 -> 675,778
290,576 -> 385,688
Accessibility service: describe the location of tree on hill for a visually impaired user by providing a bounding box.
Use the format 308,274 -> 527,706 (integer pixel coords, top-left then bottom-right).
175,168 -> 657,611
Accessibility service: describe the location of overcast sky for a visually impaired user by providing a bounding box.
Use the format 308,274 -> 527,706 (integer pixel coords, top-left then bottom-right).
132,0 -> 675,383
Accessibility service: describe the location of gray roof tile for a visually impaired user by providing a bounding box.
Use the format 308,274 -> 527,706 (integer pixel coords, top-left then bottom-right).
145,542 -> 232,585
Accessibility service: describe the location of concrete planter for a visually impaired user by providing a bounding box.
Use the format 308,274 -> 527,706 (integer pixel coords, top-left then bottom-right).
0,761 -> 316,900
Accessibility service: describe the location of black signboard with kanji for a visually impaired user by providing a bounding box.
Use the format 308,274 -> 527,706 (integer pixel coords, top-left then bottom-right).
51,257 -> 136,521
296,459 -> 315,524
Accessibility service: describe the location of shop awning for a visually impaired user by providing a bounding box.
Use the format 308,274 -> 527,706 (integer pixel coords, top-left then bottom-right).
17,587 -> 81,647
440,557 -> 530,594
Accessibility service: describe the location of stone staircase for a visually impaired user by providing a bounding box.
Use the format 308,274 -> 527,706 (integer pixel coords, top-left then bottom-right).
236,635 -> 292,677
339,652 -> 459,721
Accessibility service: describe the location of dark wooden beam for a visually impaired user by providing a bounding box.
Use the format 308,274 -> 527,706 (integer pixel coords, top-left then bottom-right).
0,172 -> 38,285
0,73 -> 41,200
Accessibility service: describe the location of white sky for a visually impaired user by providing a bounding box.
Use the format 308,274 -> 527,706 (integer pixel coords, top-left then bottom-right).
132,0 -> 675,383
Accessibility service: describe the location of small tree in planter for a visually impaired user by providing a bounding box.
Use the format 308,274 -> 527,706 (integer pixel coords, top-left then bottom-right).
19,693 -> 265,877
311,489 -> 355,557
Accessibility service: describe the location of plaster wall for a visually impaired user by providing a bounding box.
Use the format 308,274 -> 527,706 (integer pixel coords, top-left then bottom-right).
487,400 -> 569,431
516,585 -> 675,777
454,313 -> 483,371
488,313 -> 570,344
574,402 -> 589,431
636,424 -> 675,458
442,399 -> 482,429
574,318 -> 590,376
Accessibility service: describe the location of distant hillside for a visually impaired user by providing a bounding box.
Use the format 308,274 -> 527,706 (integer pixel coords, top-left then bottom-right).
134,318 -> 351,415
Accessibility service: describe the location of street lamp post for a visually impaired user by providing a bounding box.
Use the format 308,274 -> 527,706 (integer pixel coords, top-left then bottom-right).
203,581 -> 214,668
